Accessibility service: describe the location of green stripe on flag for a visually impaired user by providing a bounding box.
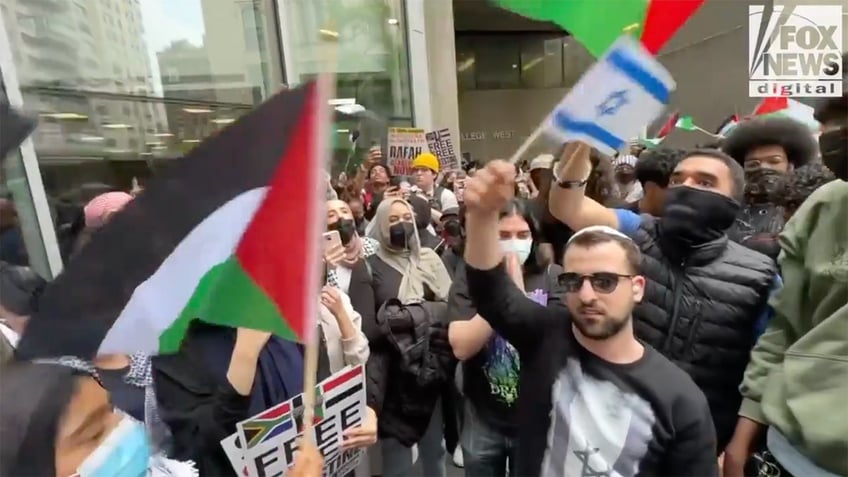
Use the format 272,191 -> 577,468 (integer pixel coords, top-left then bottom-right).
493,0 -> 648,57
159,256 -> 297,353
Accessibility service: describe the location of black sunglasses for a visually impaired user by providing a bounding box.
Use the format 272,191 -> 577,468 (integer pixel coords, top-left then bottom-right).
558,272 -> 634,294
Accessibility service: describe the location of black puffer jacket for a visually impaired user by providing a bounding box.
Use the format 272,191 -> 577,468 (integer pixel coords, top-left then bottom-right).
631,216 -> 776,451
366,299 -> 455,446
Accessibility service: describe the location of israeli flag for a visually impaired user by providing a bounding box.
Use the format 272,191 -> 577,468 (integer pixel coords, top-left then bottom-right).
546,36 -> 675,156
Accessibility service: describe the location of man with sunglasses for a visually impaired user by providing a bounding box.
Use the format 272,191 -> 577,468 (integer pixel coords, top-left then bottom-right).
460,160 -> 717,477
549,142 -> 777,455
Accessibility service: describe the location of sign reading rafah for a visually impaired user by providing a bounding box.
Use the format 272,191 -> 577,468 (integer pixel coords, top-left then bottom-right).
387,127 -> 428,176
220,365 -> 367,477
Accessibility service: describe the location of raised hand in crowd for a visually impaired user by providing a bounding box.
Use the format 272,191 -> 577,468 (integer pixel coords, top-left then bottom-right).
320,285 -> 359,344
286,439 -> 324,477
323,242 -> 346,269
367,145 -> 383,166
341,406 -> 378,450
464,160 -> 516,215
383,185 -> 403,199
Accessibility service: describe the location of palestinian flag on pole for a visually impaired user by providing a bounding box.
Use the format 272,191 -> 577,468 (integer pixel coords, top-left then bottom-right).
492,0 -> 705,58
751,97 -> 820,132
17,80 -> 329,359
655,110 -> 680,138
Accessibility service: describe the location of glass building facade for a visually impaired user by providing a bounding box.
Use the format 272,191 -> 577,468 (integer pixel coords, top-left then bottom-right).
0,0 -> 414,278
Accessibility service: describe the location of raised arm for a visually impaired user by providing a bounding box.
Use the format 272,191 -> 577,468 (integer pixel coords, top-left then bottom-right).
463,160 -> 558,354
548,142 -> 620,230
447,261 -> 495,361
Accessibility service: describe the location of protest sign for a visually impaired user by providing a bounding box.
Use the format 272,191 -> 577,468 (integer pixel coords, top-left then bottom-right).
221,364 -> 367,477
425,128 -> 459,171
387,128 -> 428,176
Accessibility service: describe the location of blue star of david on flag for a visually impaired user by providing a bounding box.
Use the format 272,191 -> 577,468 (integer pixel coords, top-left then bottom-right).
543,36 -> 676,155
596,90 -> 629,117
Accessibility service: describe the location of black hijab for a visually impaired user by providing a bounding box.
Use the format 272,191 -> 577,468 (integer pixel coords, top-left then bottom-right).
0,362 -> 78,476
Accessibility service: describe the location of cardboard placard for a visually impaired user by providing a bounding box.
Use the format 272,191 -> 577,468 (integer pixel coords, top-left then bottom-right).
220,365 -> 367,477
387,127 -> 428,176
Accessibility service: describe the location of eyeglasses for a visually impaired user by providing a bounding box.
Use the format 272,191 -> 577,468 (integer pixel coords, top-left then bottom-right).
558,272 -> 634,294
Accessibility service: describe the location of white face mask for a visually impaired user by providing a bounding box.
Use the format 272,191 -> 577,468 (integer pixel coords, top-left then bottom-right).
499,238 -> 533,264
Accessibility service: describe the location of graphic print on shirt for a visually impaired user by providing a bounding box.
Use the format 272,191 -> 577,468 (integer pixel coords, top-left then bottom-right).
483,335 -> 520,404
541,359 -> 655,477
482,289 -> 547,405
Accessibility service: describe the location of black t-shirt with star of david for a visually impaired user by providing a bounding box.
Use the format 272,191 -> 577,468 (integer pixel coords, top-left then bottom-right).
465,262 -> 719,477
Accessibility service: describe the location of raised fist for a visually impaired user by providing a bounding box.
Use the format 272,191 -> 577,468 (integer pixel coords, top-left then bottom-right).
463,160 -> 516,215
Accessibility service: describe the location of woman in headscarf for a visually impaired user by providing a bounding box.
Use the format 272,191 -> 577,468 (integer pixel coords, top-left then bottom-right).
325,200 -> 378,315
0,358 -> 195,476
365,198 -> 453,477
67,191 -> 154,422
153,324 -> 303,475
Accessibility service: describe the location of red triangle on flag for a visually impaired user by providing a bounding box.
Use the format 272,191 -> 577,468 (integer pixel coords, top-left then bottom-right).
656,111 -> 680,138
753,97 -> 789,116
641,0 -> 706,54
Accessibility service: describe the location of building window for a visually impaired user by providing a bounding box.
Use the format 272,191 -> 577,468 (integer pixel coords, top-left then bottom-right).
520,35 -> 564,88
562,37 -> 594,87
2,0 -> 284,266
475,36 -> 520,89
279,0 -> 413,121
456,33 -> 592,91
455,36 -> 476,90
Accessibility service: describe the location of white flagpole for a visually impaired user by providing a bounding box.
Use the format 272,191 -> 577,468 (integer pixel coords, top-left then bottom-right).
507,120 -> 546,165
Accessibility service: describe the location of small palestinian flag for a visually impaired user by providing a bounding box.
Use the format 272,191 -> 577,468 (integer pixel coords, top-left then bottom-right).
655,110 -> 680,138
291,389 -> 326,434
17,81 -> 328,359
493,0 -> 705,58
751,97 -> 820,131
715,114 -> 741,137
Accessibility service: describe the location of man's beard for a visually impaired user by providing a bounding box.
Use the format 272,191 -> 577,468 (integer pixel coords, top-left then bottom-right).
571,311 -> 630,340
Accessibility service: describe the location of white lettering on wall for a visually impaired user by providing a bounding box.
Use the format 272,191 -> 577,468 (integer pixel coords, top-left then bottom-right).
461,130 -> 518,141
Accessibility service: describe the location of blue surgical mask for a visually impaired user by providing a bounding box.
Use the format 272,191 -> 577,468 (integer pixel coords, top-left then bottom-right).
499,238 -> 533,264
74,414 -> 150,477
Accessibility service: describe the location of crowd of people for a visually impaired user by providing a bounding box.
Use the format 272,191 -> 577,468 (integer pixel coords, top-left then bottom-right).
1,57 -> 846,476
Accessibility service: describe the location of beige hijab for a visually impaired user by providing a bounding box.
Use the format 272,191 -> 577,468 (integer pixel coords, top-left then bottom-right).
368,198 -> 451,304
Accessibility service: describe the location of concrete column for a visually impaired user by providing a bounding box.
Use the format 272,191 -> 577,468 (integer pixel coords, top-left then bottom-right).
406,0 -> 460,142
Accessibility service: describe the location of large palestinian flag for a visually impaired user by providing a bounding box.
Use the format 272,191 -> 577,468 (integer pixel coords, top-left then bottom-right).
17,81 -> 327,359
493,0 -> 705,58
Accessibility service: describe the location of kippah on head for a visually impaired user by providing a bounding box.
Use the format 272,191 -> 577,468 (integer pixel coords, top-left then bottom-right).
530,154 -> 555,171
568,225 -> 633,245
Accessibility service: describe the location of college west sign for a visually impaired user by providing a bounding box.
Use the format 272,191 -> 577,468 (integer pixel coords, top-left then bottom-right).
461,130 -> 519,141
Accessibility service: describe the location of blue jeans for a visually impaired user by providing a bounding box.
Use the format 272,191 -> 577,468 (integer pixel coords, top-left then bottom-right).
381,401 -> 446,477
461,401 -> 516,477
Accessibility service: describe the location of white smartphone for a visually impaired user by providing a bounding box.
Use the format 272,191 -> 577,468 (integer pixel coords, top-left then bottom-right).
323,230 -> 342,251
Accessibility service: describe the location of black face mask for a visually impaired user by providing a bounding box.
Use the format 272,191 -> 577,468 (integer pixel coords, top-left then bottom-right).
819,127 -> 848,181
744,167 -> 786,205
661,186 -> 741,246
328,218 -> 357,246
388,221 -> 415,249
